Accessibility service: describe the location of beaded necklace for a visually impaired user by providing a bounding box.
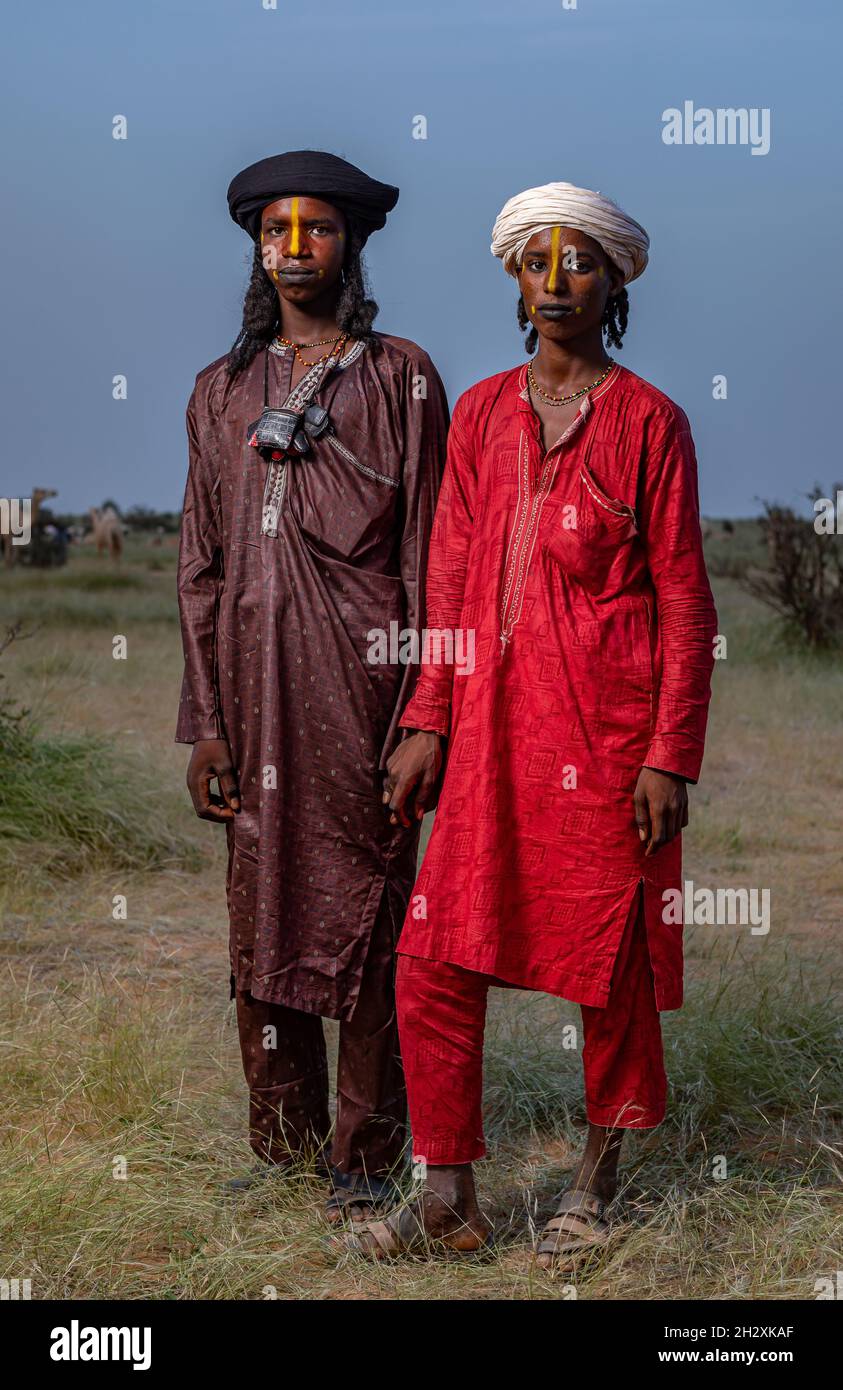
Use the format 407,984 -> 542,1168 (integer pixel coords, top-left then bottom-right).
275,333 -> 348,368
528,358 -> 615,407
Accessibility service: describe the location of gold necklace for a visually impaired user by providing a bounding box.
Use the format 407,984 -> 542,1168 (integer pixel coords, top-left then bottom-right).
276,333 -> 347,367
528,358 -> 615,407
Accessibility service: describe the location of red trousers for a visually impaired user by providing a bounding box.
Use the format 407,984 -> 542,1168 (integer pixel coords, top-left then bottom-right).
396,898 -> 667,1165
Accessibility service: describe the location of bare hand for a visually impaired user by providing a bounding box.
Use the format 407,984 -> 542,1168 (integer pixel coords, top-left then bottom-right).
187,738 -> 241,823
633,767 -> 688,856
383,731 -> 444,828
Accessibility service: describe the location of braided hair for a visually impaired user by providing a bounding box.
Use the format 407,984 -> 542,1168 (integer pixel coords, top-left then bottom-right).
517,287 -> 630,355
516,296 -> 538,355
226,218 -> 379,377
602,289 -> 629,351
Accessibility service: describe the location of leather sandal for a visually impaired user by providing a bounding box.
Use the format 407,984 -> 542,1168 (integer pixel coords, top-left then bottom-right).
327,1202 -> 494,1260
535,1187 -> 611,1265
324,1171 -> 400,1223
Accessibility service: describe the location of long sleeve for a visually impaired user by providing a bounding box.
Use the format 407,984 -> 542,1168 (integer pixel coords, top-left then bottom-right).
378,352 -> 449,769
174,381 -> 225,745
398,389 -> 479,739
639,405 -> 718,783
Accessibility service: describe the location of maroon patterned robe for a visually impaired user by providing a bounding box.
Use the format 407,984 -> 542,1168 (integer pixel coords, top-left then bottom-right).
175,334 -> 448,1018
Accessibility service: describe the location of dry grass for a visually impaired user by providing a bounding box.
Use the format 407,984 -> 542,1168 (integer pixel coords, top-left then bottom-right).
0,536 -> 841,1300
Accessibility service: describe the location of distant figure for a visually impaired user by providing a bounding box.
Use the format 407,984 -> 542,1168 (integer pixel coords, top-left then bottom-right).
89,506 -> 123,561
1,487 -> 57,569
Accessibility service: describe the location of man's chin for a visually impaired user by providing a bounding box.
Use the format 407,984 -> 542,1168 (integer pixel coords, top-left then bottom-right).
535,321 -> 591,345
278,284 -> 323,303
280,288 -> 341,314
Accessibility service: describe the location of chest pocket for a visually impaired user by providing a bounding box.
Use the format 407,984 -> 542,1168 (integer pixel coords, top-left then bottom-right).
545,457 -> 637,594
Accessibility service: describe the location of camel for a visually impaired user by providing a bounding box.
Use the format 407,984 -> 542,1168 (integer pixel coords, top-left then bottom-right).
88,506 -> 124,561
701,518 -> 735,543
1,487 -> 57,569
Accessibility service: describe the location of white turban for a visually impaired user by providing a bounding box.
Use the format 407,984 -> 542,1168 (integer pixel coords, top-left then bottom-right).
490,182 -> 649,285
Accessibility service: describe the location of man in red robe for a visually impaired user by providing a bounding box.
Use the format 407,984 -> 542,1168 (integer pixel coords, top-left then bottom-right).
175,151 -> 448,1218
337,182 -> 717,1263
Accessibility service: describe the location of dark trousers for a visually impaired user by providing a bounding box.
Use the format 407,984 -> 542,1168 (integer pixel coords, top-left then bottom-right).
234,892 -> 406,1177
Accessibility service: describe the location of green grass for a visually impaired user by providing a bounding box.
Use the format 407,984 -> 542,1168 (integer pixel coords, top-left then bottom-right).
0,540 -> 840,1299
481,956 -> 842,1203
0,712 -> 199,886
58,571 -> 145,592
0,551 -> 178,628
0,956 -> 838,1300
0,592 -> 178,630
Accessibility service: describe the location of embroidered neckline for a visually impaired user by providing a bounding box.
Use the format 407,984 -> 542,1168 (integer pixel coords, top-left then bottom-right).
499,366 -> 622,655
499,431 -> 562,654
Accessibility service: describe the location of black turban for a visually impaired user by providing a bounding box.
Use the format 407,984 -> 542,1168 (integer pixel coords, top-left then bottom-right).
227,149 -> 399,245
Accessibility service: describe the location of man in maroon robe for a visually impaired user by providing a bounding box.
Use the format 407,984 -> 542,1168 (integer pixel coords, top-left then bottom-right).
175,151 -> 448,1218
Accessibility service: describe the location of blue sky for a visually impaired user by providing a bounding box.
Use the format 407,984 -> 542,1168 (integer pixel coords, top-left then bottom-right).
1,0 -> 839,515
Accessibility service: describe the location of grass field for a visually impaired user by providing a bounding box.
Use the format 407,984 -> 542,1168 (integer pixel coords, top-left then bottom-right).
0,531 -> 841,1300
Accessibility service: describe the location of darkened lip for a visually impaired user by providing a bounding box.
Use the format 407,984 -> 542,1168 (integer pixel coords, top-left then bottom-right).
537,304 -> 574,314
277,267 -> 316,279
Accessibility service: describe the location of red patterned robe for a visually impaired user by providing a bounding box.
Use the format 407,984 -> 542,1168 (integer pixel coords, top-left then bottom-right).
397,363 -> 717,1011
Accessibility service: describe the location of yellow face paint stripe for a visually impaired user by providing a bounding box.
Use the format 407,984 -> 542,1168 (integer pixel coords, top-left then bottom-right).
289,197 -> 300,257
548,226 -> 562,294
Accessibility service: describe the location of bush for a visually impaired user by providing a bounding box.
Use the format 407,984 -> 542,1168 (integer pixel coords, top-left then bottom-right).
739,490 -> 843,648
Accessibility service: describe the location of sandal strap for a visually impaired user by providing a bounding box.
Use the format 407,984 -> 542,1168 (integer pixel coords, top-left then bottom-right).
359,1218 -> 402,1255
553,1188 -> 606,1220
542,1210 -> 603,1234
537,1233 -> 596,1256
327,1172 -> 398,1211
357,1205 -> 426,1255
327,1189 -> 382,1212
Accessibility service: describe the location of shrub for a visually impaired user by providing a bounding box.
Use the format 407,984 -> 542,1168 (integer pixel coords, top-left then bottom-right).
739,489 -> 843,648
